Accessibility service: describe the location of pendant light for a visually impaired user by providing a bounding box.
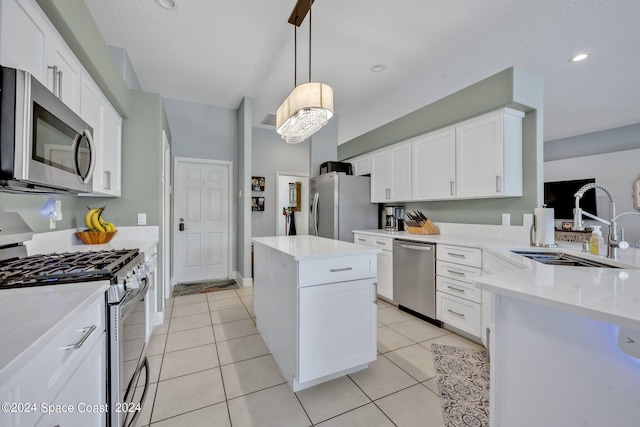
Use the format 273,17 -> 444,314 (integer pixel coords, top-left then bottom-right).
276,0 -> 333,144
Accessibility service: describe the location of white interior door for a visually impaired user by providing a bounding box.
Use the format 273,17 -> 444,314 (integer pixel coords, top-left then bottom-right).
174,157 -> 232,284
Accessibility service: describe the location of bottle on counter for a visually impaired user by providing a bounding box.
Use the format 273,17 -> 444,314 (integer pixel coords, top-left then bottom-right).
589,226 -> 605,255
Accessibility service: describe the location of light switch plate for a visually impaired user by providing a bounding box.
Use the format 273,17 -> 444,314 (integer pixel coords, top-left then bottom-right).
137,213 -> 147,225
523,213 -> 533,227
502,213 -> 511,226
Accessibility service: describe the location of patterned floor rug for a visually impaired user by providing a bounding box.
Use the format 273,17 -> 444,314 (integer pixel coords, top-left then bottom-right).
172,279 -> 238,297
431,343 -> 490,427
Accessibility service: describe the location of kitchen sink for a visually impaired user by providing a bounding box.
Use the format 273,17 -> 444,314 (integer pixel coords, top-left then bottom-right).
511,251 -> 619,268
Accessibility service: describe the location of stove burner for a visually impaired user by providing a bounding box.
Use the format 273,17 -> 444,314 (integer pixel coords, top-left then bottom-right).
0,249 -> 140,288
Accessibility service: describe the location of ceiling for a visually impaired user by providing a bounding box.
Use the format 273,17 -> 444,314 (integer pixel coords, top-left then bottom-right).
84,0 -> 640,145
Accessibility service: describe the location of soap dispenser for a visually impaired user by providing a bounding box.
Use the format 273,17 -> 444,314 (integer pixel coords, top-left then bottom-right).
589,226 -> 605,255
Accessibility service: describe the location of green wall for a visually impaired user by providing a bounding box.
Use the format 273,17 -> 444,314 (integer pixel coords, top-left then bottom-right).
0,192 -> 84,232
338,67 -> 544,226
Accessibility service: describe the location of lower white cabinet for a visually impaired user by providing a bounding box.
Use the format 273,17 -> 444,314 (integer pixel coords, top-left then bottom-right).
435,244 -> 483,341
298,279 -> 376,383
253,239 -> 377,391
0,291 -> 107,427
354,233 -> 393,301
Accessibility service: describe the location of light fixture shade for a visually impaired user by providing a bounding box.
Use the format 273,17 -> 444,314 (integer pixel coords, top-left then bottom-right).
276,82 -> 334,144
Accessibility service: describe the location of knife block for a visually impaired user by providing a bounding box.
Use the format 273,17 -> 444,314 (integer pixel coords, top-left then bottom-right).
406,218 -> 439,235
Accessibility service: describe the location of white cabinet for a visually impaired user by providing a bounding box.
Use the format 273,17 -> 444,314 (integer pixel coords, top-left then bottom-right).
145,246 -> 159,342
354,233 -> 393,301
371,142 -> 412,202
253,240 -> 377,391
411,108 -> 524,201
456,108 -> 524,199
412,127 -> 456,200
436,244 -> 483,341
0,291 -> 106,427
351,155 -> 371,176
80,73 -> 122,197
0,0 -> 81,112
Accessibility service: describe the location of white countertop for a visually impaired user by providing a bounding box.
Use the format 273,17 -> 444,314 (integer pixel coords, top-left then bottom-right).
252,235 -> 380,260
0,281 -> 109,386
354,228 -> 640,330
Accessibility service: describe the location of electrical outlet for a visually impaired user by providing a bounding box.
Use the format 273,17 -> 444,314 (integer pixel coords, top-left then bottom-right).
137,213 -> 147,226
502,213 -> 511,226
523,213 -> 533,227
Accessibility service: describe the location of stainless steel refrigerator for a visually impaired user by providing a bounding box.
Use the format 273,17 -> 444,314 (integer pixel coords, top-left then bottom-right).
309,172 -> 378,242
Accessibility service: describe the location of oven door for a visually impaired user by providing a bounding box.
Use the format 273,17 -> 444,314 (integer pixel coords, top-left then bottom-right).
7,68 -> 95,193
110,280 -> 149,427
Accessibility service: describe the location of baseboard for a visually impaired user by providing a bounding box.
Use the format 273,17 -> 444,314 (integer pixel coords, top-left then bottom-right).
233,270 -> 254,288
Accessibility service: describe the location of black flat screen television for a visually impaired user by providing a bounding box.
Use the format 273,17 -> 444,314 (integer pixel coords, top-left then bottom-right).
544,178 -> 597,220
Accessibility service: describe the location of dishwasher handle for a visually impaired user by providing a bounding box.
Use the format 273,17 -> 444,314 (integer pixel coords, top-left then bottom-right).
397,243 -> 433,251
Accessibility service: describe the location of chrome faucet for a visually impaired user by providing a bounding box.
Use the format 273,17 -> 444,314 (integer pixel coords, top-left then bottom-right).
573,182 -> 628,259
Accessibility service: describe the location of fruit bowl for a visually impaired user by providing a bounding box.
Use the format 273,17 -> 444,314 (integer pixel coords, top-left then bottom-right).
76,231 -> 117,245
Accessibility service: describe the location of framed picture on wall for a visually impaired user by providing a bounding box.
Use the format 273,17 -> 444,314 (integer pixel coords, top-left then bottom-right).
252,176 -> 265,191
251,196 -> 265,211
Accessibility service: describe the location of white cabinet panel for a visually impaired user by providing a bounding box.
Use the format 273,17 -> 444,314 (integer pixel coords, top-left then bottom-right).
456,108 -> 524,199
412,128 -> 456,200
298,279 -> 376,383
436,291 -> 482,337
46,37 -> 82,112
352,155 -> 371,176
370,142 -> 412,202
377,250 -> 393,301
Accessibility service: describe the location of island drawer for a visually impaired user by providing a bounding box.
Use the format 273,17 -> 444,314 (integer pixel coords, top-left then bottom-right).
353,234 -> 373,245
437,245 -> 482,268
370,236 -> 393,251
298,254 -> 376,287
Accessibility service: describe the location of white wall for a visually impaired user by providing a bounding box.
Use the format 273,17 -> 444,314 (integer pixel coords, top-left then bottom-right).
545,148 -> 640,246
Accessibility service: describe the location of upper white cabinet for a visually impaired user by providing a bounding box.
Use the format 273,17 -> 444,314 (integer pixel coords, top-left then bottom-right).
455,108 -> 524,199
80,73 -> 122,197
0,0 -> 81,113
412,127 -> 457,200
351,155 -> 371,176
371,142 -> 412,202
411,108 -> 524,201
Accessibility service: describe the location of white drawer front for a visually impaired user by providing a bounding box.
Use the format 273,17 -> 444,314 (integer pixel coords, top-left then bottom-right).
39,295 -> 105,394
371,236 -> 393,251
437,260 -> 482,284
299,254 -> 376,287
436,291 -> 481,338
436,276 -> 481,303
437,244 -> 482,268
353,234 -> 373,246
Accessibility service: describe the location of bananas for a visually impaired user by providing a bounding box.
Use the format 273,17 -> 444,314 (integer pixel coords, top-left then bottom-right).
84,206 -> 117,233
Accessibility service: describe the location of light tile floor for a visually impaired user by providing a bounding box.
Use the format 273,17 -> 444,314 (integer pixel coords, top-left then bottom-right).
135,287 -> 484,426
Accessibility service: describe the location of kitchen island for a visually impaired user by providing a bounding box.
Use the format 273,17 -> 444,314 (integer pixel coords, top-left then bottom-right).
251,235 -> 380,391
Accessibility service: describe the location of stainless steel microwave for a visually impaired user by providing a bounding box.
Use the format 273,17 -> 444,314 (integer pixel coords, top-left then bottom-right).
0,66 -> 95,194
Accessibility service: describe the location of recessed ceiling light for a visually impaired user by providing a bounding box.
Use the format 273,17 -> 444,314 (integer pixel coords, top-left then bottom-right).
369,64 -> 386,72
569,53 -> 589,63
155,0 -> 176,10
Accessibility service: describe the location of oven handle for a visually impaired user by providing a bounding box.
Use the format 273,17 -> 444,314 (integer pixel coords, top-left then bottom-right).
120,279 -> 149,318
125,357 -> 150,427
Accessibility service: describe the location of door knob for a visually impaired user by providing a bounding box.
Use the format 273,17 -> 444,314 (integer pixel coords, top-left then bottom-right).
179,218 -> 185,231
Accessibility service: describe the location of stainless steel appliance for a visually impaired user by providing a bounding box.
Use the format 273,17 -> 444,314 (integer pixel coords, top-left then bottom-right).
393,239 -> 441,325
0,213 -> 150,427
0,66 -> 95,194
384,206 -> 404,232
310,172 -> 377,242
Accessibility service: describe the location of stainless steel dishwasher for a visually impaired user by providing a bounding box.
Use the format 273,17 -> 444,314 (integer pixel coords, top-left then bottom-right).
393,239 -> 441,326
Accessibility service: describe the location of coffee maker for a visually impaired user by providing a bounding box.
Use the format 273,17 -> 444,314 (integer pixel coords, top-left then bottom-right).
384,206 -> 405,231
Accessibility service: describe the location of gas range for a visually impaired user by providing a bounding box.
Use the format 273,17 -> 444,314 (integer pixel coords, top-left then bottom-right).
0,248 -> 142,289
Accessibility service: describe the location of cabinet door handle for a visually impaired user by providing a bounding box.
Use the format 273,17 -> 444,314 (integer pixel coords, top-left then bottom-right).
375,240 -> 386,246
62,325 -> 96,351
450,181 -> 455,196
330,267 -> 353,272
496,175 -> 502,193
448,309 -> 465,318
373,282 -> 378,304
48,65 -> 59,97
447,269 -> 466,277
448,252 -> 466,259
104,170 -> 111,191
57,69 -> 63,99
447,285 -> 466,293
